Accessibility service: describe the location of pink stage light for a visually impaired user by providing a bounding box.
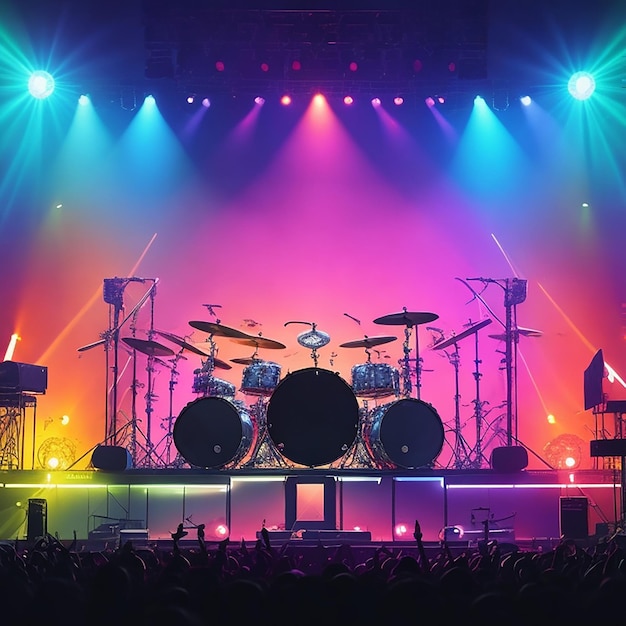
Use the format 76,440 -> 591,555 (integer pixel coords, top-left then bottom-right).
394,523 -> 408,537
437,96 -> 445,104
349,61 -> 358,72
448,61 -> 456,72
215,524 -> 228,537
280,94 -> 292,106
313,93 -> 326,106
343,95 -> 354,105
215,61 -> 225,72
201,98 -> 211,108
413,59 -> 423,73
186,95 -> 194,104
371,97 -> 381,107
291,60 -> 301,71
254,96 -> 265,105
393,97 -> 404,106
425,97 -> 435,107
260,62 -> 269,72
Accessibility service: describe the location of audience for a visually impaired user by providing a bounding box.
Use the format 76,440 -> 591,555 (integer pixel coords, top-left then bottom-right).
0,521 -> 623,625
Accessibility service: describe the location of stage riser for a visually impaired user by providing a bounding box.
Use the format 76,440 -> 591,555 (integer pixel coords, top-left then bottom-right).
0,471 -> 618,543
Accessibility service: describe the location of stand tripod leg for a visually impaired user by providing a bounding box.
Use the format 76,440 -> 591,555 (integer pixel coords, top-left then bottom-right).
243,398 -> 292,469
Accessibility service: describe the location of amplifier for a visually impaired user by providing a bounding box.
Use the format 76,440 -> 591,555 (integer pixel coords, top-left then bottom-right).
590,439 -> 626,457
0,361 -> 48,393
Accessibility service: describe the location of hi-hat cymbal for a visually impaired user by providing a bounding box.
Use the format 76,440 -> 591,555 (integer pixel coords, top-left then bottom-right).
339,335 -> 398,349
432,319 -> 492,351
189,321 -> 250,339
230,334 -> 287,350
122,337 -> 175,357
488,327 -> 543,341
230,357 -> 258,365
374,311 -> 439,327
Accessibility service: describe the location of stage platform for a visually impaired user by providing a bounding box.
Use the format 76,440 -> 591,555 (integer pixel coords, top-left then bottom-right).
0,468 -> 620,548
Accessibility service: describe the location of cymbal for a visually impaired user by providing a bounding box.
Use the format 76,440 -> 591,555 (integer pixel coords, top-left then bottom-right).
230,334 -> 287,350
431,319 -> 493,351
339,335 -> 398,349
374,311 -> 439,327
488,327 -> 543,341
230,357 -> 258,365
155,330 -> 213,357
297,329 -> 331,349
77,339 -> 106,353
189,320 -> 250,339
122,337 -> 175,357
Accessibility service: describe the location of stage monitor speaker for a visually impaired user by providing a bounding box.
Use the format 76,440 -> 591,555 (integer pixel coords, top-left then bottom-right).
27,498 -> 47,542
560,497 -> 588,539
490,446 -> 528,472
590,439 -> 626,457
91,445 -> 132,471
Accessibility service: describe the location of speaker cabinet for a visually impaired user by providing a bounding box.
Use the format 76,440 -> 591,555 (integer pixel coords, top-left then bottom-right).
27,498 -> 47,541
91,445 -> 132,471
490,446 -> 528,472
560,497 -> 588,539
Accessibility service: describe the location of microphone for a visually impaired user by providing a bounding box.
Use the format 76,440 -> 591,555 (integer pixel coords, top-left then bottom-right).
426,326 -> 444,333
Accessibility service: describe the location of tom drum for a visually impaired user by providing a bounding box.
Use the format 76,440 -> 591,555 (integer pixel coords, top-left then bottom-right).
241,361 -> 281,396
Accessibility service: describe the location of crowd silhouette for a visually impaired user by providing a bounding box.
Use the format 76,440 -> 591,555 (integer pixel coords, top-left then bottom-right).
1,520 -> 625,625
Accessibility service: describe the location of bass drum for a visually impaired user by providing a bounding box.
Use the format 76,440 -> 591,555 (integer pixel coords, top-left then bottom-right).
267,368 -> 359,467
173,397 -> 255,469
367,398 -> 444,469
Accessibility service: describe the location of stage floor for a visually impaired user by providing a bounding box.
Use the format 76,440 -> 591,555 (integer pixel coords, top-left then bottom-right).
0,468 -> 621,547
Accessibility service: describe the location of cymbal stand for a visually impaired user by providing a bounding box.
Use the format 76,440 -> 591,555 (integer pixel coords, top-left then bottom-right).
154,352 -> 184,467
243,397 -> 291,468
444,345 -> 474,469
399,326 -> 413,398
467,329 -> 489,468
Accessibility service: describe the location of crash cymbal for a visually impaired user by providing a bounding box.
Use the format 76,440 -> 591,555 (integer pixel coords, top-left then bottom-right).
297,328 -> 331,349
432,319 -> 493,351
122,337 -> 175,357
339,335 -> 398,349
189,321 -> 250,339
488,326 -> 543,341
374,311 -> 439,327
155,329 -> 214,357
230,357 -> 259,365
77,339 -> 106,353
230,334 -> 287,350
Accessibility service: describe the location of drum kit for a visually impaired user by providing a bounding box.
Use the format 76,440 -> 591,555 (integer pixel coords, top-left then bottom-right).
79,277 -> 536,471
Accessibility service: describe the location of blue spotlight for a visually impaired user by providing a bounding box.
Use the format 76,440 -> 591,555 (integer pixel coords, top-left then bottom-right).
474,95 -> 485,105
28,70 -> 55,99
144,94 -> 156,105
568,71 -> 595,100
78,94 -> 90,106
520,95 -> 532,106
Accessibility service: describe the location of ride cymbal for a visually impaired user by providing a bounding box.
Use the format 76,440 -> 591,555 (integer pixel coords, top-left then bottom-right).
431,319 -> 492,351
122,337 -> 175,357
374,311 -> 439,327
156,330 -> 213,357
488,326 -> 543,341
339,335 -> 398,349
188,321 -> 250,339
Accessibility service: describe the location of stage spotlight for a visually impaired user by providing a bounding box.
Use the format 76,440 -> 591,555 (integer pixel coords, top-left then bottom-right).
291,60 -> 301,71
547,414 -> 556,424
371,97 -> 381,107
474,95 -> 485,104
186,95 -> 195,104
28,70 -> 55,99
280,94 -> 292,106
568,71 -> 595,100
393,96 -> 404,106
343,95 -> 354,105
78,94 -> 89,106
425,97 -> 435,107
254,96 -> 265,105
520,95 -> 532,106
144,94 -> 156,105
215,60 -> 225,72
37,437 -> 76,471
543,433 -> 585,469
349,61 -> 358,72
413,59 -> 423,73
260,62 -> 269,73
436,96 -> 445,105
201,97 -> 211,108
313,93 -> 325,106
394,523 -> 409,538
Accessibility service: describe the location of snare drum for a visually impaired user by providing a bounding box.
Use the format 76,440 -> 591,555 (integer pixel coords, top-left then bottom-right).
366,398 -> 444,469
193,370 -> 236,398
351,362 -> 399,399
267,368 -> 359,467
241,361 -> 281,396
174,397 -> 256,468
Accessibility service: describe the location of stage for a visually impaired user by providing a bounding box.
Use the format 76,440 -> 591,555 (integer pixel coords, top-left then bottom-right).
1,467 -> 620,549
